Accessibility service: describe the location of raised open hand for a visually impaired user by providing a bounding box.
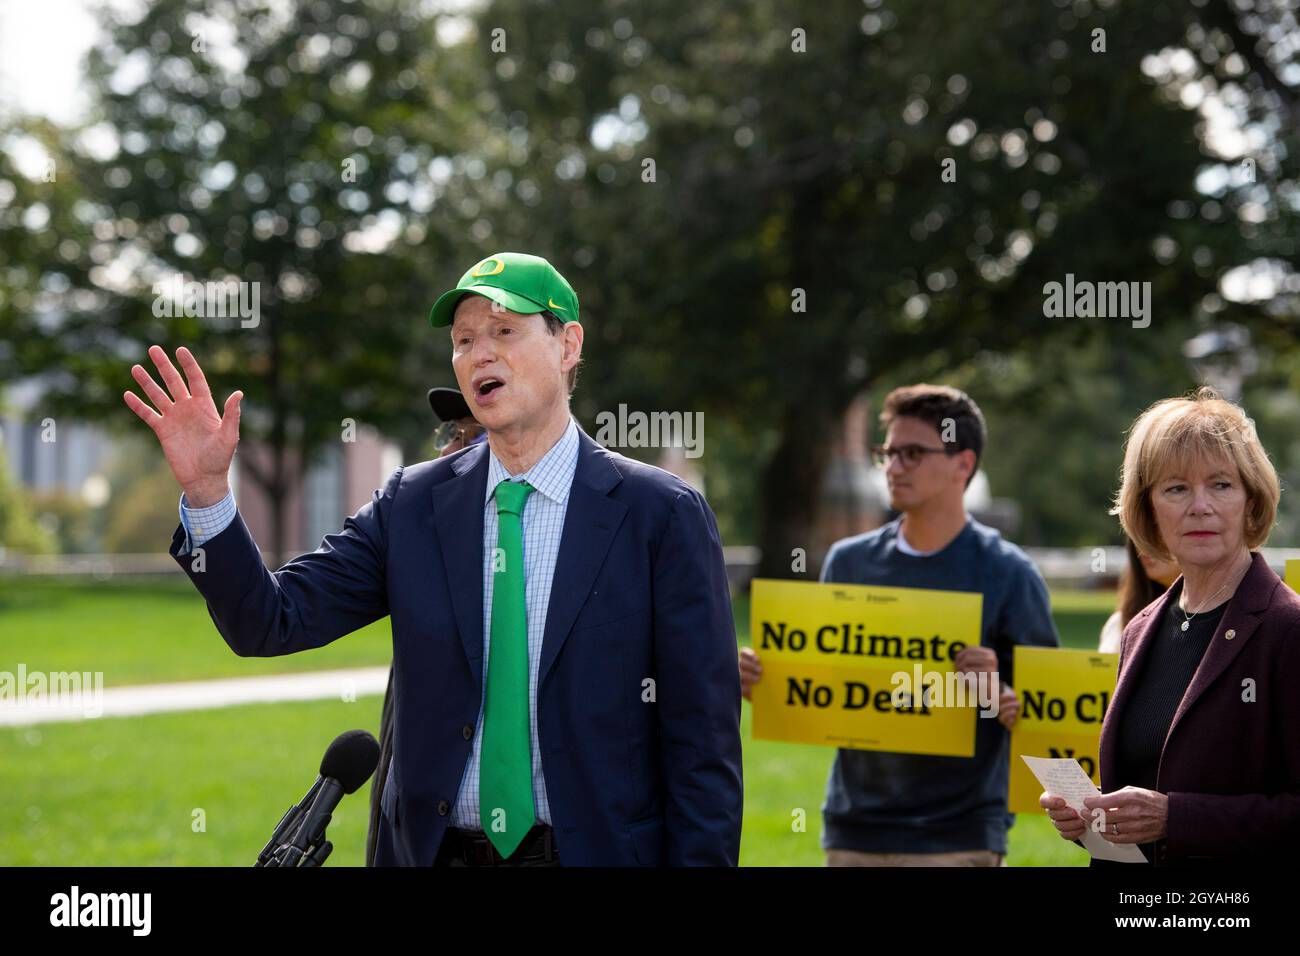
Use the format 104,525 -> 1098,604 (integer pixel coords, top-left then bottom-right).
123,345 -> 243,507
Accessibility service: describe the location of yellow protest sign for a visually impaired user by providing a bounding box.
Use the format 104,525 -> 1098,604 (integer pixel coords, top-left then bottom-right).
1008,646 -> 1118,813
749,579 -> 984,757
1286,559 -> 1300,594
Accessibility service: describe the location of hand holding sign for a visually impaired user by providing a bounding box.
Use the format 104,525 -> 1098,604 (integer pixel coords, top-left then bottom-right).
954,645 -> 998,674
997,683 -> 1019,730
738,647 -> 763,702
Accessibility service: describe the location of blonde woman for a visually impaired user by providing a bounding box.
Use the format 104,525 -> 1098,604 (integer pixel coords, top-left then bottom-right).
1042,387 -> 1300,864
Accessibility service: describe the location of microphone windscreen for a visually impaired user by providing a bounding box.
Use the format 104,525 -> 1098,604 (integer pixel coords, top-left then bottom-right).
320,729 -> 381,794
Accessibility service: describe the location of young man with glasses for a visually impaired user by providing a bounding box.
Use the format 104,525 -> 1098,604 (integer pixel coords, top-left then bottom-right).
740,384 -> 1059,865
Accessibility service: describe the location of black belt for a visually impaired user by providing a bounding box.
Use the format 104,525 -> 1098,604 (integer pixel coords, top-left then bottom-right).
437,824 -> 559,866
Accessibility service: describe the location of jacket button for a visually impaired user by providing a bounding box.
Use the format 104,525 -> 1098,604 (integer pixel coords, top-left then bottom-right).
437,800 -> 450,816
1225,629 -> 1236,640
462,725 -> 473,740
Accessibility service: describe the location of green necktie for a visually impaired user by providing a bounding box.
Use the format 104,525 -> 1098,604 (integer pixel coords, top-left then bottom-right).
480,478 -> 536,857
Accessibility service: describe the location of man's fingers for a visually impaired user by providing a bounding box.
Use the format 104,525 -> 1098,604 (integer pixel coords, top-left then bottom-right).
123,390 -> 162,427
221,391 -> 243,438
955,649 -> 996,673
176,347 -> 212,401
131,364 -> 173,412
148,344 -> 191,402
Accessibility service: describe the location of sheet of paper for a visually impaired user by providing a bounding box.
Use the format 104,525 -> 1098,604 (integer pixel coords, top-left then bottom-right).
1021,755 -> 1147,863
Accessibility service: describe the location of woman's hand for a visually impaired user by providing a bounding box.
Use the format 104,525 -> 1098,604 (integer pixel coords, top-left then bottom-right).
1039,792 -> 1087,841
1083,787 -> 1169,843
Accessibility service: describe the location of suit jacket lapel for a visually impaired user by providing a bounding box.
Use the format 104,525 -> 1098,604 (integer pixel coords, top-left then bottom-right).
1162,552 -> 1275,755
537,428 -> 628,691
430,442 -> 489,687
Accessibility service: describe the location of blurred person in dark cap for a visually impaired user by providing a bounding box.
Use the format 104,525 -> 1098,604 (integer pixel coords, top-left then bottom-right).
365,387 -> 483,866
427,387 -> 487,455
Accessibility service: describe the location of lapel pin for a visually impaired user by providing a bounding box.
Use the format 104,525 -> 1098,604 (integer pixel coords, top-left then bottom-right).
1225,629 -> 1236,640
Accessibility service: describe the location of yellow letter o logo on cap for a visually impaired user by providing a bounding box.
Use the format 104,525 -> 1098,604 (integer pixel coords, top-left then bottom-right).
471,258 -> 506,277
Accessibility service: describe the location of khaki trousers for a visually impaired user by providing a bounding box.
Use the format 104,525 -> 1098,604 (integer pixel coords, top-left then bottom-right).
826,848 -> 1006,867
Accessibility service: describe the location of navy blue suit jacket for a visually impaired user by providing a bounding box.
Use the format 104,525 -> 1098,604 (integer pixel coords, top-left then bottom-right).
169,425 -> 744,866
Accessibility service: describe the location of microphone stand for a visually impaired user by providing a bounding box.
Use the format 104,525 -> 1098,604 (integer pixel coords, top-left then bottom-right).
301,840 -> 333,866
261,777 -> 343,867
254,777 -> 323,868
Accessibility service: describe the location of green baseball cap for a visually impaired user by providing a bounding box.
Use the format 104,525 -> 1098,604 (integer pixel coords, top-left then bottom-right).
429,252 -> 580,327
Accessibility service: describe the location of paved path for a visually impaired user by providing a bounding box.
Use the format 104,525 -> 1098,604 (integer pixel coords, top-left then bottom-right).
0,666 -> 390,726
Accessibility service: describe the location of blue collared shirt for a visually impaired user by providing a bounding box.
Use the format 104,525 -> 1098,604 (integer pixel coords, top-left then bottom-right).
451,415 -> 579,829
177,488 -> 237,554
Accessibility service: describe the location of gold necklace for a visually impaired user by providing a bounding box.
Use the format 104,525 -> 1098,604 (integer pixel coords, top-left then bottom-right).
1177,559 -> 1247,632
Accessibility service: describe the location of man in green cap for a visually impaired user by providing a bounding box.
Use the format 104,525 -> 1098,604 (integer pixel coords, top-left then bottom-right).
429,252 -> 585,438
129,250 -> 743,867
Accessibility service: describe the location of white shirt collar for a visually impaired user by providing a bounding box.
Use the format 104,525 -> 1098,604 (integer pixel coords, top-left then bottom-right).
485,416 -> 580,506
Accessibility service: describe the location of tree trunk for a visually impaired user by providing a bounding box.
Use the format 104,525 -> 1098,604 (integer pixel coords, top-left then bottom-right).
268,479 -> 287,570
754,405 -> 837,582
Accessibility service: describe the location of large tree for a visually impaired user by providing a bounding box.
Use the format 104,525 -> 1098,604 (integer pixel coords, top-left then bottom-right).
466,0 -> 1285,571
2,0 -> 487,563
5,0 -> 1297,565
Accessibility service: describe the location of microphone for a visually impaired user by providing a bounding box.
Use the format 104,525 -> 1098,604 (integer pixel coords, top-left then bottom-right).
257,729 -> 380,867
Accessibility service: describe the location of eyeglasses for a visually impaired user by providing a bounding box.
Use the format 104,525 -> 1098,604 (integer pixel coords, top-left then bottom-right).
433,420 -> 485,452
871,443 -> 952,469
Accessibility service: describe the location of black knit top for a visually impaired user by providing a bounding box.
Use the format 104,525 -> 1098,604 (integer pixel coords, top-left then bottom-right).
1111,588 -> 1227,862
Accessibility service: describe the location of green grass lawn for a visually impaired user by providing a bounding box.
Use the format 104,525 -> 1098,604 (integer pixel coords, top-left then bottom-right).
0,577 -> 1111,866
0,694 -> 1091,866
0,696 -> 384,866
0,576 -> 393,686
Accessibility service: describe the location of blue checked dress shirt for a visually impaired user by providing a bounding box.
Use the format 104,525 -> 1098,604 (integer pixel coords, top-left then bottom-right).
177,416 -> 581,833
